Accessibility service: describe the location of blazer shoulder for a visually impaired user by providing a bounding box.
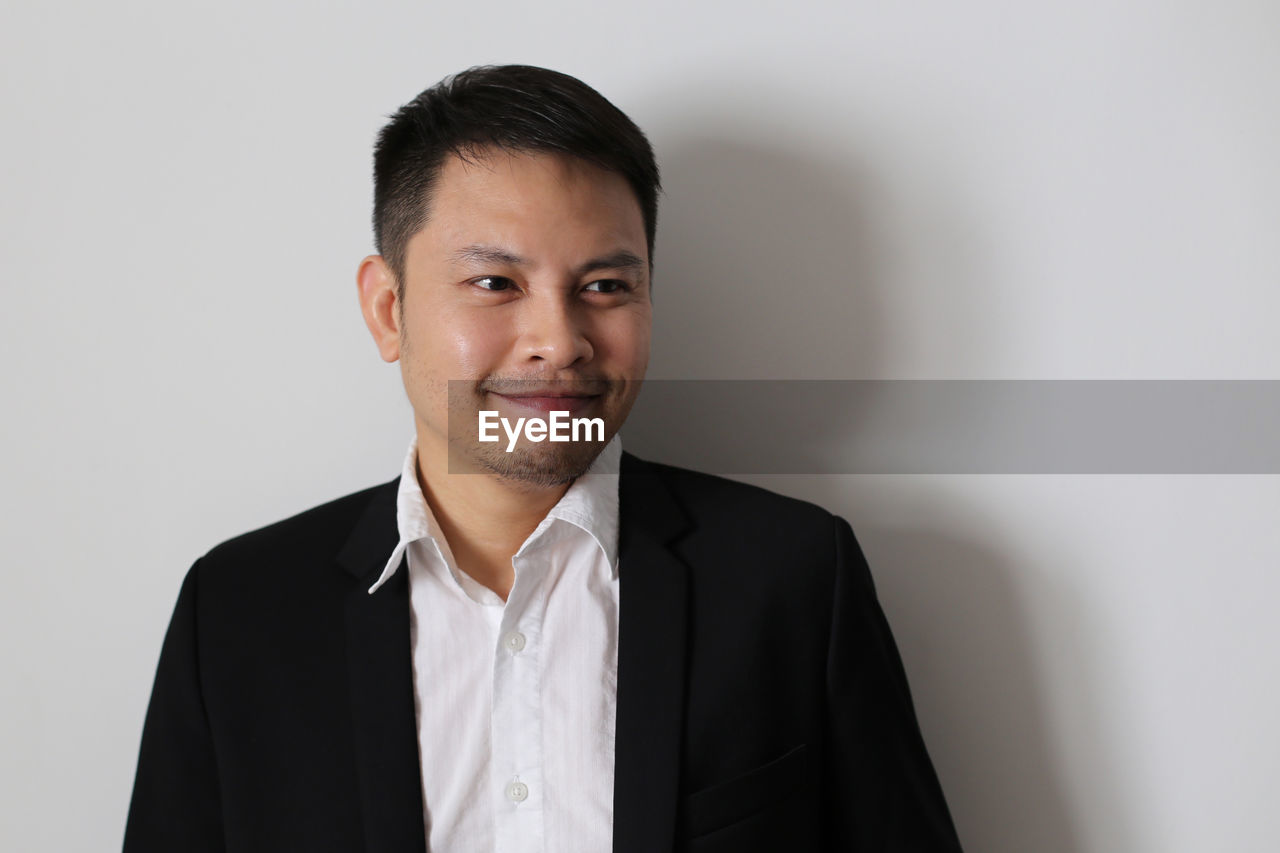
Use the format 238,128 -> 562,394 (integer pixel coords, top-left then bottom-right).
624,452 -> 837,537
623,454 -> 852,611
199,476 -> 397,575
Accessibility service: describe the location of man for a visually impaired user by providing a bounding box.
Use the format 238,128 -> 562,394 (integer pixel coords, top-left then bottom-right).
124,65 -> 963,852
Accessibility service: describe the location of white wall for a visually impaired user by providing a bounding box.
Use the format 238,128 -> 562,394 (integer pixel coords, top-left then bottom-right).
2,1 -> 1276,850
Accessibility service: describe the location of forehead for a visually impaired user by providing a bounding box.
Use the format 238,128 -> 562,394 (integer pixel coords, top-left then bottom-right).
419,147 -> 647,260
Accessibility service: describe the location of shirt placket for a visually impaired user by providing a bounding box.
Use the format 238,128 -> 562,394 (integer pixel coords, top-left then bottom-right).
491,545 -> 548,853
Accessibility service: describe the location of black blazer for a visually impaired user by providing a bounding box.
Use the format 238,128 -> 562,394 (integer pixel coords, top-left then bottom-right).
124,451 -> 963,852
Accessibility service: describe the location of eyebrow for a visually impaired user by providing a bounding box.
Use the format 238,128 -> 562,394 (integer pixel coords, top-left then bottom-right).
449,244 -> 647,277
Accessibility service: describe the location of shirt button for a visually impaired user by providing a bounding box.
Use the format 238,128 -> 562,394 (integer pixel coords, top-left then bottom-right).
503,631 -> 527,653
506,780 -> 529,803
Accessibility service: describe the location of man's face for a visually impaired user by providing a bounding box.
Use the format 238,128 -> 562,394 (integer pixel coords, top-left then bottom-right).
393,147 -> 651,488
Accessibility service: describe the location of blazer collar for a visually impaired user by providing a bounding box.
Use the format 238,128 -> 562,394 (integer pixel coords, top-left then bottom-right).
613,450 -> 693,853
336,475 -> 400,581
334,450 -> 693,853
338,474 -> 427,853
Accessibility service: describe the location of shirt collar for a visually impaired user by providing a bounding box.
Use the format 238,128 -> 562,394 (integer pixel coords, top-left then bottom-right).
367,434 -> 622,595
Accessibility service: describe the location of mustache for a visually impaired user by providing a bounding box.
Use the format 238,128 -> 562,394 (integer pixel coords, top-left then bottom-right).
476,377 -> 626,397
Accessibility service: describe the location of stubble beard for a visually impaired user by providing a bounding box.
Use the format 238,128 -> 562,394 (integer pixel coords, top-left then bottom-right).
464,431 -> 610,489
402,329 -> 624,489
446,380 -> 632,490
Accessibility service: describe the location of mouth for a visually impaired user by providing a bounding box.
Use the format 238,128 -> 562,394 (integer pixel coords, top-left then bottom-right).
488,391 -> 602,416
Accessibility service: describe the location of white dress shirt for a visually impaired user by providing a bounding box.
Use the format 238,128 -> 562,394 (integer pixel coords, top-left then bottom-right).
366,435 -> 622,853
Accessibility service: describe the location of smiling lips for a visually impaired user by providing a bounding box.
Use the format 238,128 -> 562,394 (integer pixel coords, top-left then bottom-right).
489,391 -> 601,416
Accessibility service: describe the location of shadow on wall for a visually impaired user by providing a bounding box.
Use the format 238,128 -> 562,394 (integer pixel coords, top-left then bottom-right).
856,523 -> 1089,853
624,129 -> 1110,852
641,131 -> 889,380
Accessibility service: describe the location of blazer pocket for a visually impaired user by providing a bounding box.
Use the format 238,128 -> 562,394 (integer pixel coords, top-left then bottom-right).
679,743 -> 809,839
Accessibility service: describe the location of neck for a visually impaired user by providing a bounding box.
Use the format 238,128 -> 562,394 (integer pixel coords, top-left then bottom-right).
413,424 -> 570,600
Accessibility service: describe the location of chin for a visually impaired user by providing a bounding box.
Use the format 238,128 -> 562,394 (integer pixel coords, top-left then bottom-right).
470,441 -> 605,489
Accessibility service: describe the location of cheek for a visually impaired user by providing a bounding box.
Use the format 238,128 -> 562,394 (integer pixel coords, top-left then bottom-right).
597,308 -> 651,374
411,307 -> 511,379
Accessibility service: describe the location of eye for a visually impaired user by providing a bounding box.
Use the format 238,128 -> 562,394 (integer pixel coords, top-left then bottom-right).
584,279 -> 630,294
472,276 -> 515,292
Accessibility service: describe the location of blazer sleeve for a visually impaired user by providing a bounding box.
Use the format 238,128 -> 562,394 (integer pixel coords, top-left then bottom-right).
823,515 -> 964,851
123,559 -> 226,852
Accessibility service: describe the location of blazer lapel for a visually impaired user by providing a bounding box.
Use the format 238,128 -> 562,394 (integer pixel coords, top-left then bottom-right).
337,477 -> 427,853
613,452 -> 693,853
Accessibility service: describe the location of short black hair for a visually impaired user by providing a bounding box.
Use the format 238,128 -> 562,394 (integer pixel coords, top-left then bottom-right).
372,64 -> 661,297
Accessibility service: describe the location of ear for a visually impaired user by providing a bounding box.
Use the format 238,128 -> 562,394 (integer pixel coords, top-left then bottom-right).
356,254 -> 402,363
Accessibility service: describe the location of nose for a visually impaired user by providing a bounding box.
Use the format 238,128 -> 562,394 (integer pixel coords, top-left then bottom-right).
518,292 -> 594,369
